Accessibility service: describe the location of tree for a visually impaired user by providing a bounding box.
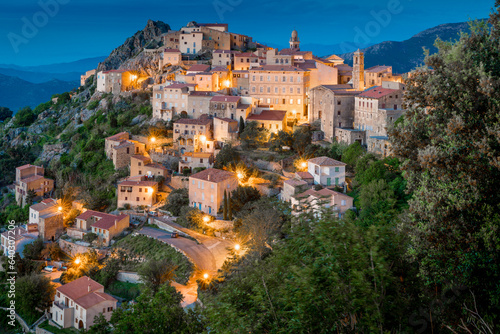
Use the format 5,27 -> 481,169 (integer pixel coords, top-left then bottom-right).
269,130 -> 294,152
238,116 -> 245,136
228,192 -> 233,221
41,242 -> 63,261
292,127 -> 312,155
0,106 -> 12,122
25,189 -> 37,207
239,121 -> 269,149
23,238 -> 44,260
223,190 -> 228,220
390,15 -> 500,331
138,258 -> 178,293
110,285 -> 204,333
63,208 -> 81,228
87,313 -> 113,334
163,188 -> 189,216
342,141 -> 365,167
15,274 -> 55,322
230,186 -> 261,214
13,106 -> 37,127
213,144 -> 240,169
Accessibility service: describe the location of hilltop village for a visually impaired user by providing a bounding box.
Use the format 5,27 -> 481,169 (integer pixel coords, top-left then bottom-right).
5,21 -> 410,332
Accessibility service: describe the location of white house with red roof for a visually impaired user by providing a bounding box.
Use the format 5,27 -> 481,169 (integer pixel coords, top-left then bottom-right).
246,110 -> 287,134
51,276 -> 117,330
307,157 -> 346,187
71,210 -> 129,246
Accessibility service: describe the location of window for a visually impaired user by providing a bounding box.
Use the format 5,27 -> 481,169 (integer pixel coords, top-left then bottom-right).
341,200 -> 346,206
136,197 -> 139,201
335,167 -> 339,172
202,193 -> 205,200
315,166 -> 320,175
145,188 -> 149,193
210,195 -> 214,203
139,188 -> 142,192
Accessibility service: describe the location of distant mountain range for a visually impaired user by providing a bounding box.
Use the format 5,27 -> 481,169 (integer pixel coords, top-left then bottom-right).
0,74 -> 78,112
0,57 -> 105,112
338,21 -> 486,73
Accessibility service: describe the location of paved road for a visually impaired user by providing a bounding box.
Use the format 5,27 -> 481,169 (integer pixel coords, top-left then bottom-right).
137,225 -> 233,307
42,270 -> 62,288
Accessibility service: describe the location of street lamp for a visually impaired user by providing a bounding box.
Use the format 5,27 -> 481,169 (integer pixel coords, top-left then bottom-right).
203,273 -> 209,280
203,215 -> 210,223
150,137 -> 156,143
237,172 -> 244,180
199,135 -> 206,142
234,244 -> 241,251
301,162 -> 307,169
58,206 -> 63,212
74,258 -> 81,265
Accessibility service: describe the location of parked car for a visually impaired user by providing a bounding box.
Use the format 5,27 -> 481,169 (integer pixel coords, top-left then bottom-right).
149,211 -> 159,217
170,232 -> 178,238
60,266 -> 68,271
44,266 -> 57,272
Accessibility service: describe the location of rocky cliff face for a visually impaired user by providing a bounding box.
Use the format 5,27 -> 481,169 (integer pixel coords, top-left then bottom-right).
338,20 -> 486,73
97,20 -> 170,72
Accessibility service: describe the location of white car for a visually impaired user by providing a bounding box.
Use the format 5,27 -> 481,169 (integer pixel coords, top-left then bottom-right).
44,266 -> 57,272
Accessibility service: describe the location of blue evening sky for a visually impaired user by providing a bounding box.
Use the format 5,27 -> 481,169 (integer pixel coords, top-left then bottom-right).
0,0 -> 494,66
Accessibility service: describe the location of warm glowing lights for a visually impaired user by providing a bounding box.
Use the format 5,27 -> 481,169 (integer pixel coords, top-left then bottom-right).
74,258 -> 81,265
203,215 -> 211,223
301,162 -> 307,169
295,158 -> 309,172
224,80 -> 231,87
237,172 -> 244,179
130,74 -> 138,81
203,273 -> 209,280
292,110 -> 297,114
58,206 -> 63,211
150,137 -> 156,143
234,244 -> 241,251
200,135 -> 207,142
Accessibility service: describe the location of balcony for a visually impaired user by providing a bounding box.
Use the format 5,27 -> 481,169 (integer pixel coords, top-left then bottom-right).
53,301 -> 70,310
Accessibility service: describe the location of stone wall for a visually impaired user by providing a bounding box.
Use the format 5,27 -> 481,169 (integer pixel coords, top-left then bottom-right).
58,239 -> 106,257
40,214 -> 64,241
170,175 -> 189,189
253,159 -> 283,173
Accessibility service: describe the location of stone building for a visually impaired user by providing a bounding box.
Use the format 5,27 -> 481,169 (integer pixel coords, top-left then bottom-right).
80,69 -> 96,86
14,164 -> 54,207
231,70 -> 250,94
189,168 -> 239,215
281,178 -> 309,202
212,50 -> 236,67
213,117 -> 238,143
152,83 -> 196,121
105,132 -> 146,170
0,226 -> 37,256
129,155 -> 168,179
246,110 -> 287,135
29,198 -> 63,241
187,91 -> 218,119
72,210 -> 129,246
179,152 -> 214,174
249,65 -> 310,121
291,188 -> 353,218
308,85 -> 361,143
173,116 -> 214,154
335,128 -> 366,146
117,178 -> 159,209
51,276 -> 117,330
160,48 -> 182,68
96,70 -> 135,94
352,49 -> 365,91
307,157 -> 346,187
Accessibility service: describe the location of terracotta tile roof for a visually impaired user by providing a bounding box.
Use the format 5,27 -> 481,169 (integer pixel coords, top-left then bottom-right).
237,103 -> 251,109
251,65 -> 305,72
278,49 -> 312,56
130,155 -> 151,162
284,179 -> 308,187
235,52 -> 257,57
187,64 -> 210,72
163,48 -> 181,53
232,70 -> 249,74
21,175 -> 46,183
189,91 -> 217,97
296,172 -> 314,179
358,86 -> 398,99
30,198 -> 58,212
113,141 -> 134,149
175,117 -> 212,126
190,168 -> 236,183
319,84 -> 353,91
1,226 -> 28,241
57,276 -> 104,302
146,162 -> 167,170
165,83 -> 196,89
91,214 -> 128,230
118,180 -> 158,187
213,50 -> 237,54
214,117 -> 237,123
75,290 -> 117,309
211,96 -> 240,103
210,66 -> 229,72
247,110 -> 286,122
106,132 -> 129,141
16,164 -> 34,170
366,65 -> 391,73
308,156 -> 346,166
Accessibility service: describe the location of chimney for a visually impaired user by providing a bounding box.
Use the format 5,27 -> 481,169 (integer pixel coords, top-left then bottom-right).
208,175 -> 210,181
88,285 -> 91,292
114,220 -> 117,228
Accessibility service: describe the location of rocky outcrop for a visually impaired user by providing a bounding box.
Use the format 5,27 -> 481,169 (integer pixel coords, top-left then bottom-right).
97,20 -> 170,72
40,143 -> 69,162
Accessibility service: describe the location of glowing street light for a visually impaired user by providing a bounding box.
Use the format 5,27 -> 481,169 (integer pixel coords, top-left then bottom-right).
150,137 -> 156,143
237,172 -> 244,180
203,215 -> 211,223
199,135 -> 207,142
301,162 -> 307,169
224,80 -> 231,88
58,206 -> 63,211
203,273 -> 209,280
234,244 -> 241,251
74,258 -> 81,265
